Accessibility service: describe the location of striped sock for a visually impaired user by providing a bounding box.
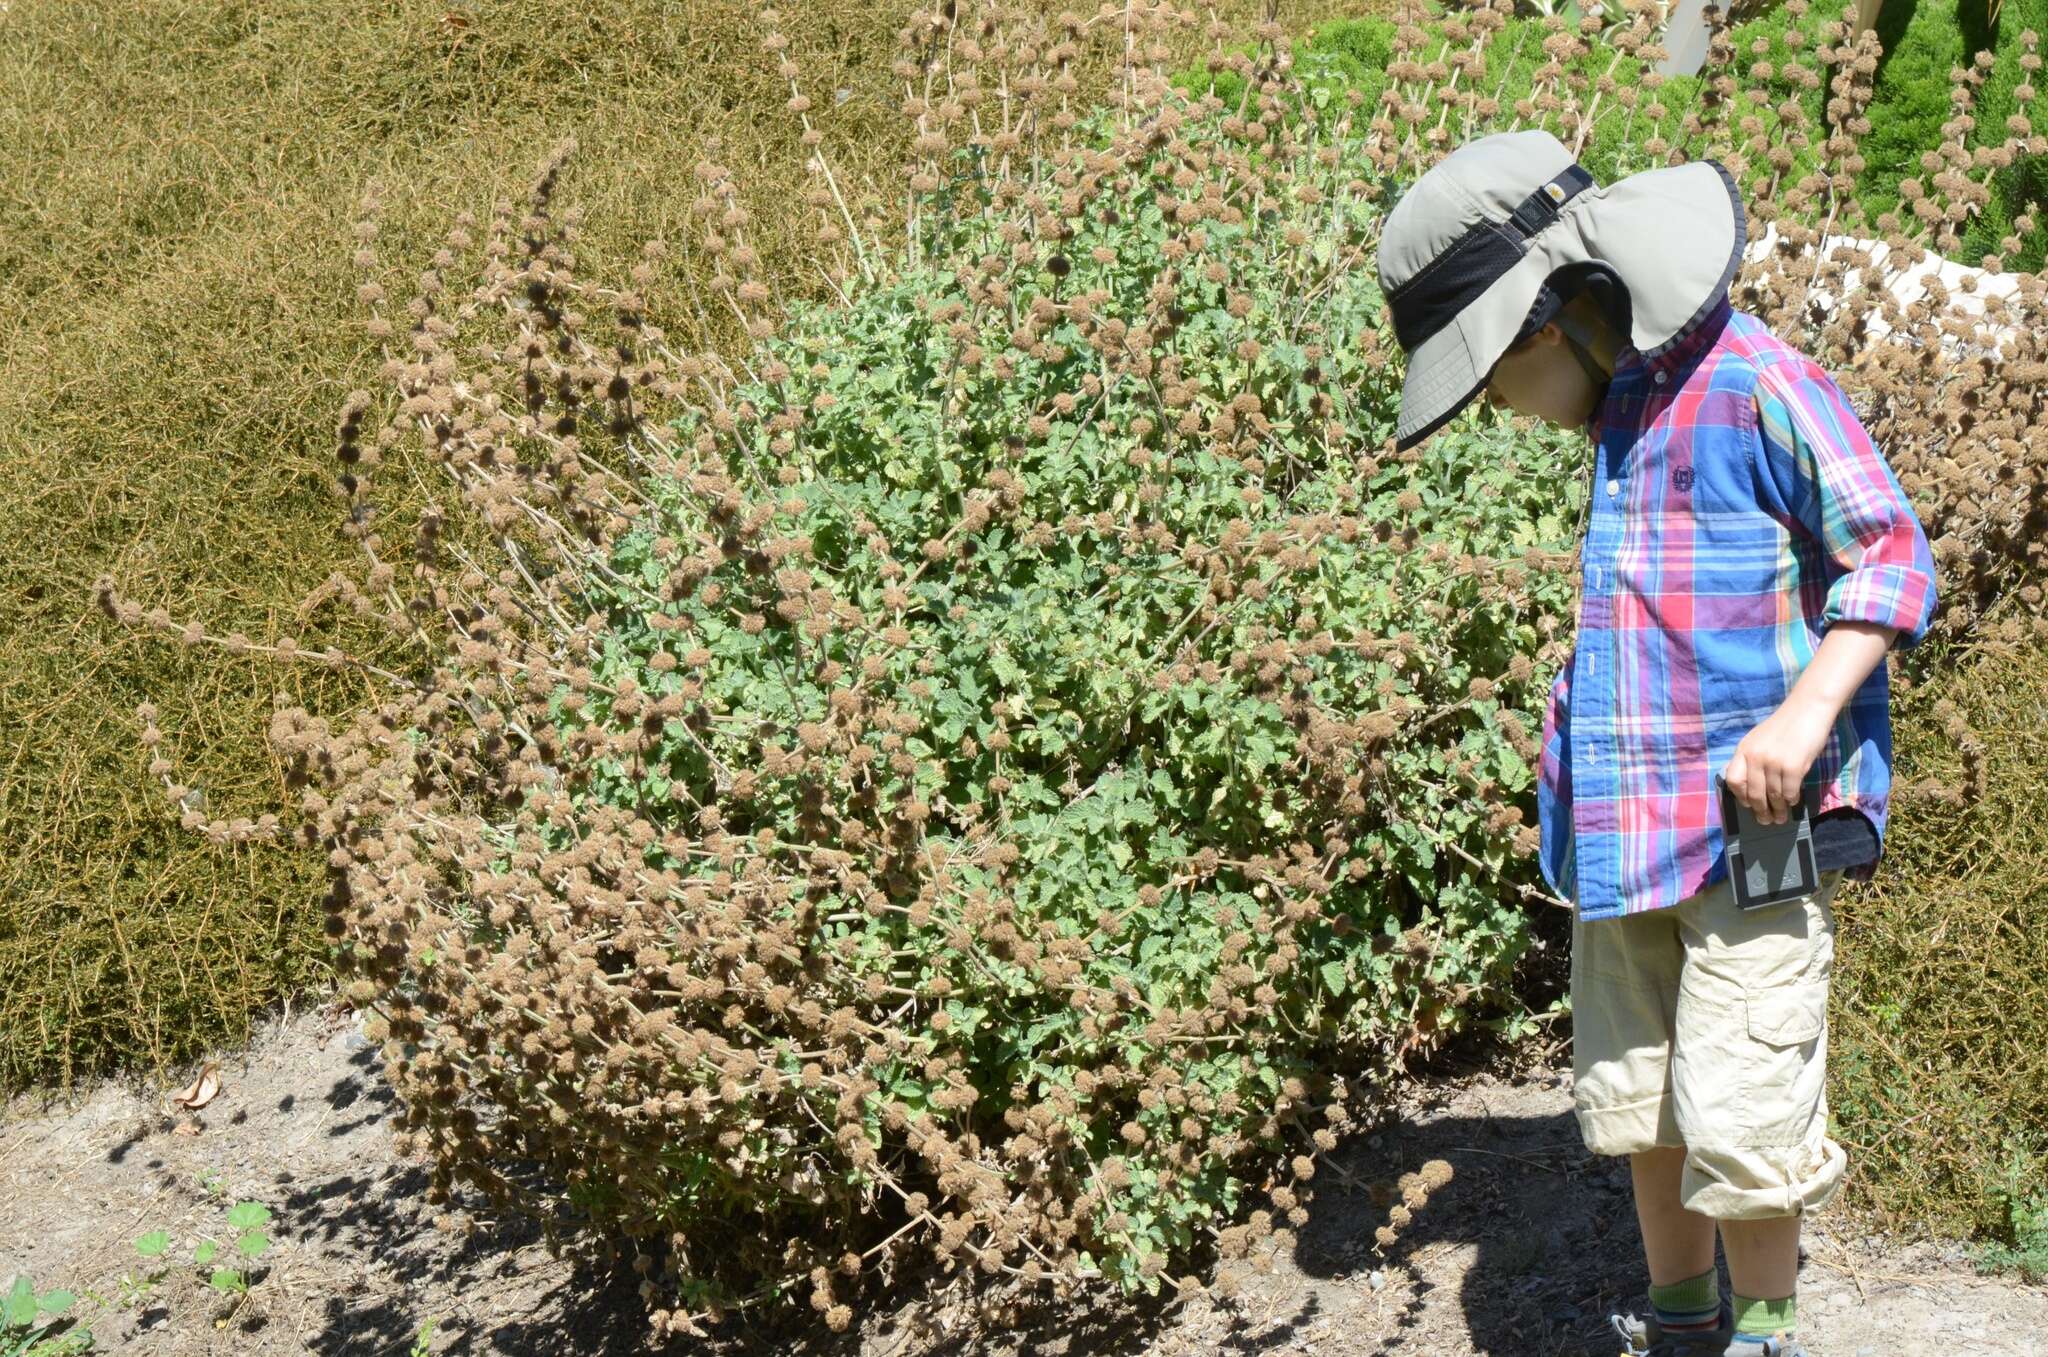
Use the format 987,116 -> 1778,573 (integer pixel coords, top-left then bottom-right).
1649,1268 -> 1722,1333
1732,1292 -> 1797,1341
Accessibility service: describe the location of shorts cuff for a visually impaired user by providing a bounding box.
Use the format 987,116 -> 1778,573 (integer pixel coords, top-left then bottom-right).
1679,1137 -> 1848,1220
1576,1092 -> 1685,1157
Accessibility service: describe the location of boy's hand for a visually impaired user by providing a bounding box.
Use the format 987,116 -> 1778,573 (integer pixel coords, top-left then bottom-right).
1724,621 -> 1899,826
1724,697 -> 1833,826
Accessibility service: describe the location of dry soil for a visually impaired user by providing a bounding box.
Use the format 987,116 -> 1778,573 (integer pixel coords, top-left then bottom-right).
4,1003 -> 2042,1356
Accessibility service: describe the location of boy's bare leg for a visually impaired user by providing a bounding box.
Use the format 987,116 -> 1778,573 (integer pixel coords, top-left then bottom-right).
1718,1214 -> 1800,1302
1629,1146 -> 1716,1284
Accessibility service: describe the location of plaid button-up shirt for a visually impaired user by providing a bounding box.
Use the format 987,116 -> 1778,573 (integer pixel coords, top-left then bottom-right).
1537,297 -> 1938,920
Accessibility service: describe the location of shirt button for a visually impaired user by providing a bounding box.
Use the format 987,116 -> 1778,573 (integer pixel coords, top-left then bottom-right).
1606,478 -> 1620,496
1653,370 -> 1668,385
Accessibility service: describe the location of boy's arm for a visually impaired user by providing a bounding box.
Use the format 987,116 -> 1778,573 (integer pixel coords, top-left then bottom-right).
1729,374 -> 1939,825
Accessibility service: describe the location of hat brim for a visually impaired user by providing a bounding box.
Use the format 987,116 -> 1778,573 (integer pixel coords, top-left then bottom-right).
1392,270 -> 1548,450
1391,158 -> 1745,451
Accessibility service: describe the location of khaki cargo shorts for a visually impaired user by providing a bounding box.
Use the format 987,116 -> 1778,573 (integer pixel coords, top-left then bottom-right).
1570,869 -> 1847,1221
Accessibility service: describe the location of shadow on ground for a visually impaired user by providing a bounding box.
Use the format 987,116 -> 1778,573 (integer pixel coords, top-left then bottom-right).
1287,1084 -> 1646,1357
282,1037 -> 1641,1356
52,1009 -> 2021,1357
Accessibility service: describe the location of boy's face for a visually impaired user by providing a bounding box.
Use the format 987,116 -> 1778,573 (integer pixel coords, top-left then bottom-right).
1483,321 -> 1605,431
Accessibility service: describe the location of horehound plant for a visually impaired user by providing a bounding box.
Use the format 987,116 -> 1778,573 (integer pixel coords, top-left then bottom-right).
99,0 -> 2047,1336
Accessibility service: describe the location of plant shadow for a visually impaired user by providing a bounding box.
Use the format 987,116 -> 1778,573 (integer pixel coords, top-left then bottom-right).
285,1039 -> 1653,1355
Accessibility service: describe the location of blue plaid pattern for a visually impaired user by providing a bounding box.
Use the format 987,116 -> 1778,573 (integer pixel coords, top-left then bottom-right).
1538,299 -> 1938,920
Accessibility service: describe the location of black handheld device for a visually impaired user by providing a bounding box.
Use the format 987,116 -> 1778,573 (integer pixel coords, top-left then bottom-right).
1717,776 -> 1819,910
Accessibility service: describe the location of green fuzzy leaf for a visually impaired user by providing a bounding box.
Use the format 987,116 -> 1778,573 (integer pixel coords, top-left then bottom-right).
207,1268 -> 244,1294
193,1240 -> 218,1267
224,1201 -> 271,1231
133,1230 -> 170,1258
36,1288 -> 75,1315
5,1275 -> 37,1328
235,1230 -> 270,1259
1321,961 -> 1347,997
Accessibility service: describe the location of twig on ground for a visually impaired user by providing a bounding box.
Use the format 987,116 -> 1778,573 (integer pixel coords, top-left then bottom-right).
1441,1145 -> 1577,1175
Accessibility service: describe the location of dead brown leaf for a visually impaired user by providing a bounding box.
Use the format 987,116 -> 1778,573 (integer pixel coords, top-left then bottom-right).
171,1061 -> 221,1111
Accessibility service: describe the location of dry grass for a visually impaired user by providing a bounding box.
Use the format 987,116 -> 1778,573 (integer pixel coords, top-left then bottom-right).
0,0 -> 1367,1091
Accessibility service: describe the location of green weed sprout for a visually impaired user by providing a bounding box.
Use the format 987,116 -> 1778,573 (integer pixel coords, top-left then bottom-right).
193,1200 -> 273,1305
110,1232 -> 173,1311
118,1198 -> 275,1325
2,1275 -> 90,1357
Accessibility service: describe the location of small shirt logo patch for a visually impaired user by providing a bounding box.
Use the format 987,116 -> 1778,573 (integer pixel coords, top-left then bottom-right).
1671,463 -> 1696,493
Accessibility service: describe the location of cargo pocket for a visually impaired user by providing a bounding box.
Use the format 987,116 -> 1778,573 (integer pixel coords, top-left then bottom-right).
1740,981 -> 1829,1148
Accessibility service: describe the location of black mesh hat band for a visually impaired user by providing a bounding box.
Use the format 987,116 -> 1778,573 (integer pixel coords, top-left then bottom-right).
1386,162 -> 1597,354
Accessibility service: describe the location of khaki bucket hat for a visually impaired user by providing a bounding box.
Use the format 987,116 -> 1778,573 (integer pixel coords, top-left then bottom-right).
1376,128 -> 1748,450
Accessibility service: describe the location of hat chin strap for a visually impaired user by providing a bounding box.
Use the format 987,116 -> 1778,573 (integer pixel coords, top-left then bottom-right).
1553,310 -> 1612,395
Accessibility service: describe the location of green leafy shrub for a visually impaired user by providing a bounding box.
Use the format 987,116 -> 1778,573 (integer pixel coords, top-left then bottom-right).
100,4 -> 1605,1329
542,196 -> 1578,1297
209,33 -> 1587,1326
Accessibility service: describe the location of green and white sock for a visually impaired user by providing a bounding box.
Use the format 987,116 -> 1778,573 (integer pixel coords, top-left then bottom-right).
1650,1268 -> 1722,1332
1731,1291 -> 1796,1343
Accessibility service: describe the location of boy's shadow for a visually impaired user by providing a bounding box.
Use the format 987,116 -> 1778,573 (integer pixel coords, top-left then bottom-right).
1287,1076 -> 1649,1357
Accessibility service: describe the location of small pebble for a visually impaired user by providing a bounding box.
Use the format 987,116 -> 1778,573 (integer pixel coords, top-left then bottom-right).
345,1031 -> 372,1052
1367,1270 -> 1386,1292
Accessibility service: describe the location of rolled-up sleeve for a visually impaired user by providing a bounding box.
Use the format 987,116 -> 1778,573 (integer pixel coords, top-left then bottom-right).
1753,368 -> 1938,650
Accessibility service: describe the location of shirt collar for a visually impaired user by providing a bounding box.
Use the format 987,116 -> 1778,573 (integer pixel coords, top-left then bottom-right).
1586,295 -> 1734,443
1609,294 -> 1734,386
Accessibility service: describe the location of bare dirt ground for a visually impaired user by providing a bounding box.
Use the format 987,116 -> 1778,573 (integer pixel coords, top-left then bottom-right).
5,1002 -> 2043,1357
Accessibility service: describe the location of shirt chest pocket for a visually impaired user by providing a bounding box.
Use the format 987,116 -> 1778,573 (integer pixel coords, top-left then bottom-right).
1607,427 -> 1790,617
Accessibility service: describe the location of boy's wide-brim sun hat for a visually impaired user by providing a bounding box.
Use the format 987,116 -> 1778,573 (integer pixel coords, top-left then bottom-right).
1377,128 -> 1748,450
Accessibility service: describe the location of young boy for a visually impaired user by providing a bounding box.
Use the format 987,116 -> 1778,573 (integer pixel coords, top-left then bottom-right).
1375,130 -> 1938,1356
